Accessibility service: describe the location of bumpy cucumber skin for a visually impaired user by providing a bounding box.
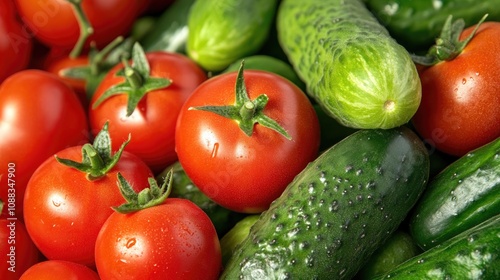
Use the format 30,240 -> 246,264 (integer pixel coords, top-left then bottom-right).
363,0 -> 500,52
187,0 -> 278,71
409,137 -> 500,250
374,214 -> 500,280
221,127 -> 429,279
277,0 -> 421,129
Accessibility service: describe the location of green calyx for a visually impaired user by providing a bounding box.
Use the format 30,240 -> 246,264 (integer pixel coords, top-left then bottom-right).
92,42 -> 172,117
113,169 -> 173,214
60,36 -> 134,101
412,14 -> 488,66
55,122 -> 130,181
189,61 -> 291,140
66,0 -> 94,59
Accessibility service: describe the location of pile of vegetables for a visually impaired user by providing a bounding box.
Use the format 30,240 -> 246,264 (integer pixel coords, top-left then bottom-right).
0,0 -> 499,279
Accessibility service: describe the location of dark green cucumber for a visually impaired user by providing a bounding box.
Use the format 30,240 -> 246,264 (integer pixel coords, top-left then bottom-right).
187,0 -> 279,71
409,137 -> 500,250
156,162 -> 245,236
220,215 -> 259,267
363,0 -> 500,52
140,0 -> 195,53
355,230 -> 421,279
221,127 -> 429,279
373,214 -> 500,279
277,0 -> 421,129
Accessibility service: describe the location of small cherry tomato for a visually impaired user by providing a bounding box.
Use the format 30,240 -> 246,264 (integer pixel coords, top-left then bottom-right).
20,260 -> 100,280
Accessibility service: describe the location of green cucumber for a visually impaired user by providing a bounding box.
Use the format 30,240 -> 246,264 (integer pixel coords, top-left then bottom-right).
221,127 -> 429,279
409,137 -> 500,250
277,0 -> 421,129
373,214 -> 500,279
355,230 -> 422,279
187,0 -> 279,71
363,0 -> 500,52
140,0 -> 196,53
222,55 -> 306,91
220,215 -> 259,267
156,162 -> 245,236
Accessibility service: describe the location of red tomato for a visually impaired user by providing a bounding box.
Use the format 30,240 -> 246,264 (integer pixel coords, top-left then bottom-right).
20,260 -> 100,280
14,0 -> 142,50
175,69 -> 320,213
412,21 -> 500,156
23,145 -> 153,267
0,0 -> 32,83
89,51 -> 207,174
0,70 -> 89,218
44,53 -> 89,107
0,217 -> 40,280
95,198 -> 222,280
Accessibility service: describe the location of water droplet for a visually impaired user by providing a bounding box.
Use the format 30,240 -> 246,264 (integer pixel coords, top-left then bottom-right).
52,200 -> 61,207
356,169 -> 363,176
417,258 -> 425,264
345,164 -> 353,172
126,238 -> 136,248
329,200 -> 339,212
462,78 -> 467,84
342,189 -> 348,196
211,143 -> 219,158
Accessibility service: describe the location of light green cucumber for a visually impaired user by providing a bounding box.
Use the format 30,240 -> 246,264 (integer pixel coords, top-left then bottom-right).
277,0 -> 422,129
221,127 -> 429,279
187,0 -> 278,71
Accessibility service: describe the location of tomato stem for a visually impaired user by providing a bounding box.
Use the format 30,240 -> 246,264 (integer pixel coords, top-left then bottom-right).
66,0 -> 94,59
189,61 -> 292,140
412,14 -> 488,66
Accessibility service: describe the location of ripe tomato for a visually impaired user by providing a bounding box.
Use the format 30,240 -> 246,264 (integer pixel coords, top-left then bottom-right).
20,260 -> 100,280
0,208 -> 40,280
89,47 -> 207,174
14,0 -> 142,50
95,198 -> 222,280
0,0 -> 32,83
175,67 -> 320,213
0,70 -> 89,218
412,20 -> 500,156
23,141 -> 153,267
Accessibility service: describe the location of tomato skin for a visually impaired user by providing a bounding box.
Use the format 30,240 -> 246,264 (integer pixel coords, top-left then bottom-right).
89,51 -> 207,174
20,260 -> 100,280
0,219 -> 40,280
0,0 -> 32,83
175,70 -> 320,213
0,70 -> 89,218
95,198 -> 222,280
412,22 -> 500,156
23,146 -> 153,267
14,0 -> 142,49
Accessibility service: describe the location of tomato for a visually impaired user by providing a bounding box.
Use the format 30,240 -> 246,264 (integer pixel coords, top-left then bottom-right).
89,45 -> 207,174
412,20 -> 500,156
175,66 -> 320,213
95,197 -> 222,280
23,131 -> 154,267
0,0 -> 32,83
20,260 -> 100,280
0,70 -> 89,218
0,203 -> 40,280
44,53 -> 89,107
14,0 -> 142,50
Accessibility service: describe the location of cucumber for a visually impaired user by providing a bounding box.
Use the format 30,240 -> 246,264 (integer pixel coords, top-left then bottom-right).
156,162 -> 246,236
140,0 -> 195,53
409,137 -> 500,250
277,0 -> 421,129
222,55 -> 306,91
220,127 -> 429,279
186,0 -> 279,72
363,0 -> 500,52
355,230 -> 421,279
220,215 -> 259,267
373,214 -> 500,279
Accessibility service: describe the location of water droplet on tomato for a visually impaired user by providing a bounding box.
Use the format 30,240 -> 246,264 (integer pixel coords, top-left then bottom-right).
462,78 -> 467,84
211,142 -> 219,158
126,238 -> 136,248
52,200 -> 61,207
